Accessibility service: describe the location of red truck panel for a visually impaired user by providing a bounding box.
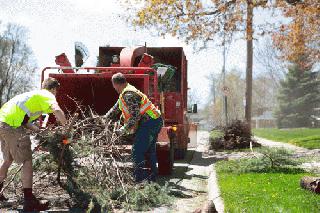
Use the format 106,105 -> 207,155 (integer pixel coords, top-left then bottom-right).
49,73 -> 149,115
163,92 -> 184,124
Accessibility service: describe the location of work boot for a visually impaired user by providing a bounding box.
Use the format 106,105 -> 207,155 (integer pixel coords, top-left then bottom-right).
23,188 -> 49,212
23,195 -> 49,212
134,167 -> 148,183
147,173 -> 157,183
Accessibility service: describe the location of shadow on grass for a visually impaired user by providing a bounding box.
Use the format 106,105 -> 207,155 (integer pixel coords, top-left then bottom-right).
252,167 -> 306,174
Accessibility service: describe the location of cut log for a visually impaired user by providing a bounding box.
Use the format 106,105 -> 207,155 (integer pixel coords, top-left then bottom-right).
300,176 -> 320,194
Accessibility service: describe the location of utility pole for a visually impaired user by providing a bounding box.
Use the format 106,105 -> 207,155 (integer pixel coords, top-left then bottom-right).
245,0 -> 253,131
222,15 -> 228,126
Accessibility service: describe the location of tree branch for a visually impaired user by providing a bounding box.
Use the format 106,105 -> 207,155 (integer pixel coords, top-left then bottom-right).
176,0 -> 237,18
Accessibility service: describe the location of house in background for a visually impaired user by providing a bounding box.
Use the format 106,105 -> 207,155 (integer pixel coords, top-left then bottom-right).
252,111 -> 276,128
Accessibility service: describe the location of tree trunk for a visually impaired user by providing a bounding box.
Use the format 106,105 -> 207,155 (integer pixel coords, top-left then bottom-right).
0,88 -> 3,106
245,0 -> 253,131
300,176 -> 320,194
5,77 -> 14,103
0,42 -> 15,105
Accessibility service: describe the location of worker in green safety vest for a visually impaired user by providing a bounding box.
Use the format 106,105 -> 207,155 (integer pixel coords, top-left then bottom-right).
0,77 -> 67,212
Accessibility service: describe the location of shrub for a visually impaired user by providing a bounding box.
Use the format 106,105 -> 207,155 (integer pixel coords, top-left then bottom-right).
210,120 -> 261,150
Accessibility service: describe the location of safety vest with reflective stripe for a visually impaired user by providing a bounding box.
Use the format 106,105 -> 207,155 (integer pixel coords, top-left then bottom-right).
0,90 -> 57,128
118,84 -> 161,123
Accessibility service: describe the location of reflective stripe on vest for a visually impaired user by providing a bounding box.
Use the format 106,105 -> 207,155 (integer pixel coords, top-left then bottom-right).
118,84 -> 161,123
119,97 -> 131,120
0,90 -> 56,128
15,93 -> 43,117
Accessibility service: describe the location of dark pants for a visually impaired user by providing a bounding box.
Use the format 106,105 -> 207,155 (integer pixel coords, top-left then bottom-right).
132,117 -> 163,182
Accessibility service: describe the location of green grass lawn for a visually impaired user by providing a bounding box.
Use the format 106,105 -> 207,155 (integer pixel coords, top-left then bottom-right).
253,128 -> 320,149
216,161 -> 320,212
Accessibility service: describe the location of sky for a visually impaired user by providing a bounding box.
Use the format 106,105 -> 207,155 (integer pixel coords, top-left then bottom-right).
0,0 -> 277,108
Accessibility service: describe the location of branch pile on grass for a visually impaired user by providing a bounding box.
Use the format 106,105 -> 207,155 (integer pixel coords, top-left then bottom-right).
210,120 -> 261,150
216,147 -> 301,174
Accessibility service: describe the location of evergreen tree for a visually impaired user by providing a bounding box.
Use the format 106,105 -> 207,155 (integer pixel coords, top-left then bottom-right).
275,64 -> 320,128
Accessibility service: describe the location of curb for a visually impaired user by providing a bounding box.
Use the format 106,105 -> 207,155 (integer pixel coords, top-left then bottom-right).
207,163 -> 224,213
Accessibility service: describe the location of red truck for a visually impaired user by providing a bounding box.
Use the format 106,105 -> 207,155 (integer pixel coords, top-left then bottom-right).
42,46 -> 197,175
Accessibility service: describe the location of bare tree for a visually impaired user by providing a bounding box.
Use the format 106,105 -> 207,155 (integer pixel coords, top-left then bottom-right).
0,23 -> 37,106
255,37 -> 287,88
252,74 -> 279,116
223,69 -> 246,121
210,69 -> 279,125
206,69 -> 245,125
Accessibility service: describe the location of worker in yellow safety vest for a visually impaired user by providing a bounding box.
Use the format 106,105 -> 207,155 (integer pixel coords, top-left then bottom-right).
0,77 -> 67,211
105,73 -> 163,182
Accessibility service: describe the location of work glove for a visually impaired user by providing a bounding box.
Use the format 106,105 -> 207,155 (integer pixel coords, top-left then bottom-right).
115,126 -> 126,136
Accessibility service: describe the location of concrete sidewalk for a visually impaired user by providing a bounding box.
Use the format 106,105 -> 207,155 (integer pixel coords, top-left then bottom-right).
169,131 -> 224,213
254,136 -> 308,151
255,136 -> 320,174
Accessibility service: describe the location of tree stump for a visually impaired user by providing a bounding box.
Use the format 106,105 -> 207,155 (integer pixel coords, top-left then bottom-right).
300,176 -> 320,194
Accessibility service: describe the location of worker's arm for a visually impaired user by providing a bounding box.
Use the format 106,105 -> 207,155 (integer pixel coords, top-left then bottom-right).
122,92 -> 141,133
51,103 -> 67,125
105,101 -> 121,121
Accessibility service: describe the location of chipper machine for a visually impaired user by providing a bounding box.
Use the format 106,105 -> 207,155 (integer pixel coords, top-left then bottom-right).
41,46 -> 197,175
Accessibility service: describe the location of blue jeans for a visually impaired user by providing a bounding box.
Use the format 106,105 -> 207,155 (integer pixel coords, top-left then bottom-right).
132,117 -> 163,182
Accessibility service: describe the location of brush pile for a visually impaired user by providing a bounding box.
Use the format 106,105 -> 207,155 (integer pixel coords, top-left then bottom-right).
210,120 -> 261,150
34,110 -> 135,211
2,108 -> 172,212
